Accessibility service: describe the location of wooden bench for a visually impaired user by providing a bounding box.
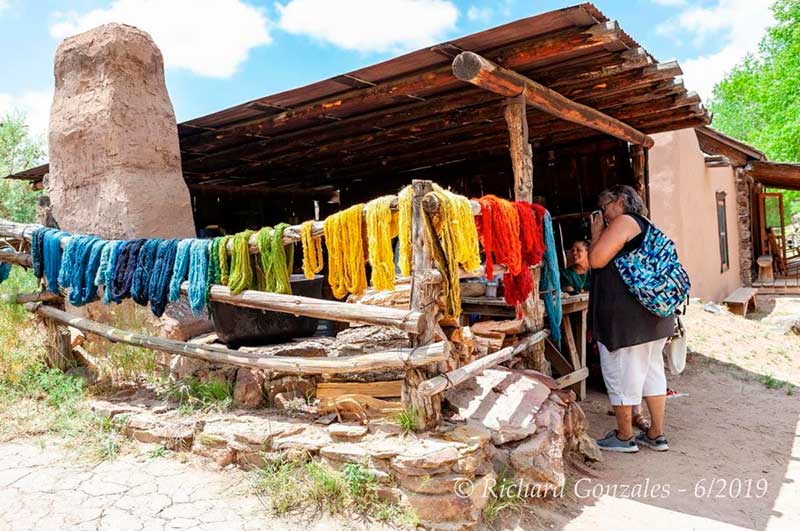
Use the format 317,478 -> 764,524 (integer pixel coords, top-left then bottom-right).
723,287 -> 759,317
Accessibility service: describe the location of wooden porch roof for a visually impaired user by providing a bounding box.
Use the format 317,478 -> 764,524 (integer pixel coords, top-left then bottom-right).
3,3 -> 708,191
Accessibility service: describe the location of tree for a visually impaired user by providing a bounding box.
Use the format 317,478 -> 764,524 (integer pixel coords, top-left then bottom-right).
709,0 -> 800,222
0,112 -> 44,223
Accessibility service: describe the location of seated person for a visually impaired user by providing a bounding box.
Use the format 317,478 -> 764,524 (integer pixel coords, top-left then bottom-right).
560,240 -> 591,294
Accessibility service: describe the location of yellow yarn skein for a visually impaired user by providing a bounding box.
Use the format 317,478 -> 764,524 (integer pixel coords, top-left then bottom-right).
300,220 -> 324,280
423,185 -> 481,319
396,186 -> 413,276
323,204 -> 368,299
217,235 -> 232,286
365,195 -> 398,291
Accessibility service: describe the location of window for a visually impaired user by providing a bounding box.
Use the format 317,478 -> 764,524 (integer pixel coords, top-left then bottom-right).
716,191 -> 730,272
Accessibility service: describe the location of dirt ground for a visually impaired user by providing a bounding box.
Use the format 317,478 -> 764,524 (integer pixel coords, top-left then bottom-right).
1,298 -> 798,531
497,297 -> 800,531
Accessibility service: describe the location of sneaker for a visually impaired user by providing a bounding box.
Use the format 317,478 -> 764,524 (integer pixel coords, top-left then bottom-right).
635,431 -> 669,451
597,430 -> 639,453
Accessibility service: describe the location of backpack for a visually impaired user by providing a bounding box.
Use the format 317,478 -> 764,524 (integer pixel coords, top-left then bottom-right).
614,222 -> 691,318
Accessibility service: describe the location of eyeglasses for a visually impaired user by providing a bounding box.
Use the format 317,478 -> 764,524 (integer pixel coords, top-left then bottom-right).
599,201 -> 614,212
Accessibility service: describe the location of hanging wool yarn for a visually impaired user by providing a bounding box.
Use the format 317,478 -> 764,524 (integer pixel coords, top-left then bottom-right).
256,224 -> 293,294
101,241 -> 124,304
502,201 -> 546,308
58,235 -> 105,306
217,235 -> 232,286
110,239 -> 146,303
0,247 -> 13,285
531,204 -> 561,345
94,240 -> 119,287
324,203 -> 368,299
168,239 -> 193,303
475,195 -> 523,279
131,239 -> 162,305
396,186 -> 413,277
300,220 -> 324,280
227,230 -> 256,295
207,237 -> 223,286
148,239 -> 179,317
365,195 -> 398,291
30,228 -> 69,294
422,185 -> 482,319
187,239 -> 211,315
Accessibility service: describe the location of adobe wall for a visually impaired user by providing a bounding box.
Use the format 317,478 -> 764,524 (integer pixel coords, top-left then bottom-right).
649,128 -> 742,302
47,23 -> 195,239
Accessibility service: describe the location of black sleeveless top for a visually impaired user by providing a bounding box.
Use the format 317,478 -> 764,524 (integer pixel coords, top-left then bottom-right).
589,213 -> 675,351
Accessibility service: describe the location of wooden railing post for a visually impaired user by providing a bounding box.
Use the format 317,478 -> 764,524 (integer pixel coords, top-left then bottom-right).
504,96 -> 549,374
403,179 -> 442,430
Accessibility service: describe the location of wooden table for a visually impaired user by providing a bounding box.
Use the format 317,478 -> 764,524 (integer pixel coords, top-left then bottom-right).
461,292 -> 590,400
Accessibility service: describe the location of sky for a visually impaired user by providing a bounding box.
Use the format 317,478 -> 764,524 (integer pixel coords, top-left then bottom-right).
0,0 -> 777,142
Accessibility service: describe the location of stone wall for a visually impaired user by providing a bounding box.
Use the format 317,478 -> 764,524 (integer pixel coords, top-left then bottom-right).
735,168 -> 754,286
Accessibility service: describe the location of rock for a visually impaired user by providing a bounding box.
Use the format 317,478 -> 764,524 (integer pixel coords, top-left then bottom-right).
791,320 -> 800,336
405,492 -> 476,524
240,339 -> 333,358
320,443 -> 369,465
87,400 -> 142,419
49,23 -> 195,239
444,368 -> 550,445
395,473 -> 473,495
469,472 -> 498,514
272,426 -> 332,453
391,442 -> 461,475
265,375 -> 316,403
232,369 -> 265,409
122,413 -> 196,451
534,399 -> 565,436
575,433 -> 602,463
509,430 -> 566,489
375,486 -> 404,504
273,391 -> 307,411
328,423 -> 368,440
563,401 -> 587,440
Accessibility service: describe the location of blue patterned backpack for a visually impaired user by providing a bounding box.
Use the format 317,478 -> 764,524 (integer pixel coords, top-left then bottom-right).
614,222 -> 691,317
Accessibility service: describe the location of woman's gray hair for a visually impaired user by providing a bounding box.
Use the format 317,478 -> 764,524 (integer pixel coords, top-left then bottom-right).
598,184 -> 647,216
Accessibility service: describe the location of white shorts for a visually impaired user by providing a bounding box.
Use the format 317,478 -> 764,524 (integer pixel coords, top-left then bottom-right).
599,338 -> 668,406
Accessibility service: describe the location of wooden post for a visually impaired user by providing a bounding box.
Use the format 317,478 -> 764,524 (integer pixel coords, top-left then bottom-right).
504,94 -> 533,202
631,144 -> 646,202
403,179 -> 442,430
42,312 -> 75,371
504,95 -> 548,373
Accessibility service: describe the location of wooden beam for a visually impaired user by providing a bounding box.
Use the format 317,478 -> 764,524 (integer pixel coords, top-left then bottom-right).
316,380 -> 403,399
554,367 -> 589,389
417,329 -> 550,397
452,51 -> 655,148
504,94 -> 533,202
746,161 -> 800,190
25,303 -> 449,375
185,283 -> 423,334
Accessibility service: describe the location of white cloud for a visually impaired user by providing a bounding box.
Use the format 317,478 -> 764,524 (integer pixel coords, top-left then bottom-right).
50,0 -> 271,78
657,0 -> 774,102
467,6 -> 492,23
276,0 -> 458,53
0,1 -> 10,13
0,90 -> 53,140
651,0 -> 686,6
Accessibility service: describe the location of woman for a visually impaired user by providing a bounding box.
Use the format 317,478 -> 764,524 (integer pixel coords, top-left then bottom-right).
589,185 -> 673,453
561,240 -> 591,294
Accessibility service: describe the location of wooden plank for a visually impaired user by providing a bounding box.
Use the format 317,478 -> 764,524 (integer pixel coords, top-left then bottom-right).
723,287 -> 758,304
544,338 -> 574,377
555,367 -> 589,389
561,314 -> 581,371
417,330 -> 550,397
471,319 -> 525,336
25,303 -> 450,375
452,51 -> 655,148
575,308 -> 588,400
317,381 -> 403,400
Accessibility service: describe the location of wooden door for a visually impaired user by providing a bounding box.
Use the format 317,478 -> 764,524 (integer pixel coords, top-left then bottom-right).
759,192 -> 787,273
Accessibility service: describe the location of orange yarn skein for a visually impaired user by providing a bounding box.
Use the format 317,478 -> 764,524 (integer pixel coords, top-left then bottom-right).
476,195 -> 522,278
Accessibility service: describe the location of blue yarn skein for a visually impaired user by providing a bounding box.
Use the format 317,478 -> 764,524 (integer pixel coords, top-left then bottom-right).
31,227 -> 47,279
187,239 -> 210,315
95,240 -> 117,287
131,239 -> 162,306
148,239 -> 179,317
169,239 -> 193,303
59,235 -> 102,306
102,241 -> 124,304
110,239 -> 146,303
79,239 -> 108,305
539,210 -> 562,345
42,229 -> 69,295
